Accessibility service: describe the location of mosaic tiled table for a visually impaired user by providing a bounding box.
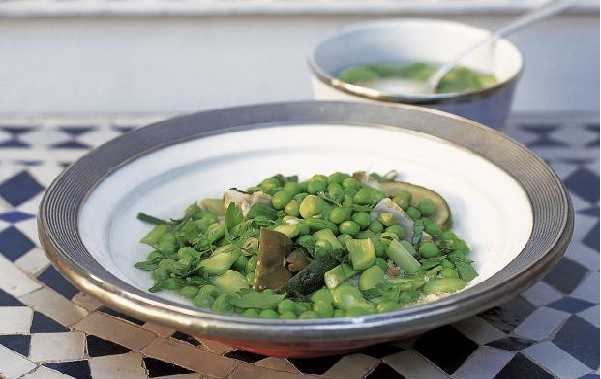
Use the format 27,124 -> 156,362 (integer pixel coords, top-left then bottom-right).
0,112 -> 598,379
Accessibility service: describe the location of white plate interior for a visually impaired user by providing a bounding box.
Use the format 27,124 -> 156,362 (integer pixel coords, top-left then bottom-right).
79,124 -> 533,306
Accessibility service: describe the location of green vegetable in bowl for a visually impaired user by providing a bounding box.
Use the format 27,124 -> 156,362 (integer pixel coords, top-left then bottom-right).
135,171 -> 478,318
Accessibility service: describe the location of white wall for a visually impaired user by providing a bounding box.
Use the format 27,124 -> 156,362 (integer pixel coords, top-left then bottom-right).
0,14 -> 598,114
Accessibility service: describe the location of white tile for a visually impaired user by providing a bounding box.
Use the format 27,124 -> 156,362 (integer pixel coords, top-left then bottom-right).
0,345 -> 37,379
383,350 -> 450,379
78,130 -> 121,147
525,341 -> 590,379
566,243 -> 600,271
29,332 -> 86,362
14,248 -> 50,276
89,351 -> 147,379
20,365 -> 73,379
15,193 -> 44,215
522,282 -> 564,307
19,287 -> 87,327
571,271 -> 600,303
453,317 -> 506,345
324,353 -> 379,379
0,255 -> 42,297
0,306 -> 33,334
27,165 -> 66,188
453,346 -> 515,379
14,218 -> 39,246
255,357 -> 300,374
19,130 -> 71,146
141,322 -> 175,337
578,305 -> 600,328
73,312 -> 155,351
514,307 -> 570,341
71,292 -> 103,312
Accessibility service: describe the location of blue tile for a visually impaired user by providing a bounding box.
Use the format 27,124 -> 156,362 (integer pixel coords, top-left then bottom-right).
543,257 -> 588,294
86,335 -> 130,357
288,355 -> 345,375
112,126 -> 137,133
0,335 -> 30,357
143,357 -> 194,378
0,226 -> 35,261
170,331 -> 200,347
495,353 -> 553,379
51,141 -> 91,149
45,361 -> 91,379
37,266 -> 79,299
30,311 -> 68,333
365,363 -> 406,379
414,325 -> 478,374
224,350 -> 266,363
0,288 -> 22,306
0,127 -> 35,134
583,222 -> 600,252
564,168 -> 600,203
549,297 -> 595,313
0,212 -> 34,223
480,296 -> 537,333
0,140 -> 29,148
579,206 -> 600,219
486,337 -> 536,351
58,126 -> 95,136
581,374 -> 600,379
98,306 -> 144,326
554,316 -> 600,369
0,171 -> 44,206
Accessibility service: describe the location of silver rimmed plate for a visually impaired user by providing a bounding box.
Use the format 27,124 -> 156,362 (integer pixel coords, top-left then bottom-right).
38,101 -> 572,357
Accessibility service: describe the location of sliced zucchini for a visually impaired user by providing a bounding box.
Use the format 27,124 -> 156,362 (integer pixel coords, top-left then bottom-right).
379,181 -> 452,228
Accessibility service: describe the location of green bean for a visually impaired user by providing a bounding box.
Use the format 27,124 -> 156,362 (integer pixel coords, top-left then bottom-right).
377,213 -> 398,227
346,238 -> 376,271
232,254 -> 249,273
212,270 -> 249,294
331,284 -> 374,312
422,278 -> 466,294
284,200 -> 300,216
441,268 -> 460,279
314,239 -> 332,259
359,265 -> 385,291
324,263 -> 356,289
311,288 -> 334,304
141,224 -> 169,246
273,224 -> 300,238
400,240 -> 418,256
314,229 -> 344,251
386,239 -> 421,273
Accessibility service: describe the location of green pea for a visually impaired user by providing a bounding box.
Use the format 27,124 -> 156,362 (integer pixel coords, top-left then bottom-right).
422,217 -> 434,226
406,206 -> 422,220
385,224 -> 406,240
356,230 -> 376,239
284,200 -> 300,216
373,238 -> 387,258
419,242 -> 441,258
353,188 -> 372,205
314,300 -> 334,318
278,299 -> 297,314
376,301 -> 400,313
327,182 -> 343,193
311,288 -> 334,304
180,286 -> 199,299
442,231 -> 458,241
307,176 -> 327,194
392,191 -> 412,209
299,195 -> 323,219
377,212 -> 398,226
339,221 -> 360,236
352,212 -> 371,228
259,309 -> 279,319
342,177 -> 361,190
193,293 -> 215,308
284,181 -> 302,195
328,172 -> 349,184
314,240 -> 332,258
418,199 -> 437,216
451,239 -> 469,252
294,302 -> 312,314
441,258 -> 454,269
272,190 -> 292,210
329,207 -> 351,225
425,223 -> 441,237
293,192 -> 309,203
299,310 -> 319,319
241,308 -> 259,317
369,221 -> 384,233
280,311 -> 297,319
260,177 -> 283,195
334,309 -> 346,317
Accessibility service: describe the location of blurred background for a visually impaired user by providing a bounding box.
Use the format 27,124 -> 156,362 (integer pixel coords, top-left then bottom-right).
0,0 -> 598,115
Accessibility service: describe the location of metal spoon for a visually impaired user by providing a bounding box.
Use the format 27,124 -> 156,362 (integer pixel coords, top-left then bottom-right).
424,0 -> 579,94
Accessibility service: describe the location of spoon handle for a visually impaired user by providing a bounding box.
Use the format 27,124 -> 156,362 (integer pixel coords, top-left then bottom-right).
428,0 -> 579,88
